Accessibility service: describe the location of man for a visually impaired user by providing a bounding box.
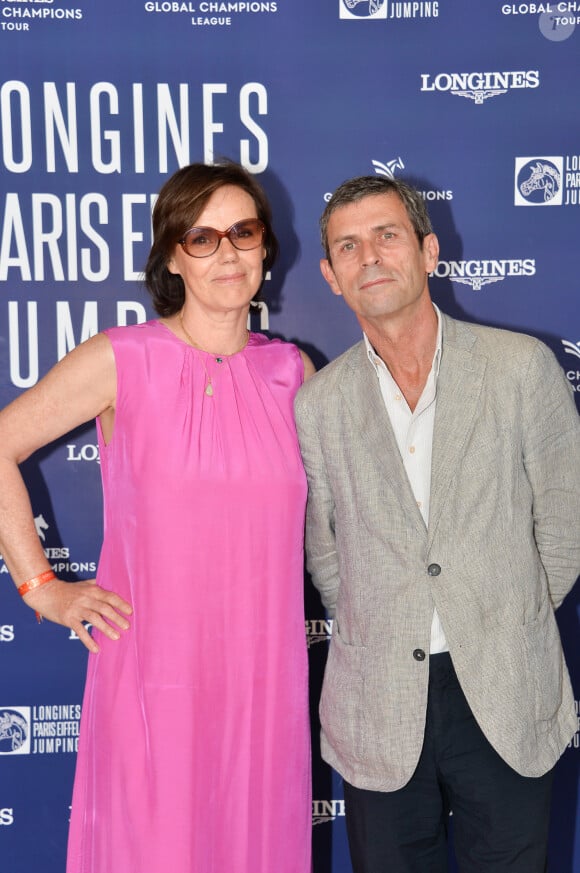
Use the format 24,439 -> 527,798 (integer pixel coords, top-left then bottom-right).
294,175 -> 580,872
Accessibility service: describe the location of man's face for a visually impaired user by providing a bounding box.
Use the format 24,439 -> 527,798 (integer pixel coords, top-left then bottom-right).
320,192 -> 439,326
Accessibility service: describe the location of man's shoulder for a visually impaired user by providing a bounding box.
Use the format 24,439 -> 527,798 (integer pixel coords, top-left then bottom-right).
443,313 -> 548,362
442,314 -> 571,402
297,340 -> 365,400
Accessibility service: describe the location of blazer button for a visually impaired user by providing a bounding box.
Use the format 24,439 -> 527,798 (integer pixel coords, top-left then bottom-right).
413,648 -> 426,661
427,563 -> 441,576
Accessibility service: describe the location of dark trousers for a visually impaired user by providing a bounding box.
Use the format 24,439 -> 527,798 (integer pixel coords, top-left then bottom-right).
343,653 -> 554,873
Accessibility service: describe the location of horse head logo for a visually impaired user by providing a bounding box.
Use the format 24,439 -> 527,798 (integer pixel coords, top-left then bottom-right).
518,160 -> 561,203
0,710 -> 29,753
34,513 -> 49,542
343,0 -> 385,15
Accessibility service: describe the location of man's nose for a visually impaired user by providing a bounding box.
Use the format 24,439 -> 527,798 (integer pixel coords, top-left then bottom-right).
359,237 -> 381,267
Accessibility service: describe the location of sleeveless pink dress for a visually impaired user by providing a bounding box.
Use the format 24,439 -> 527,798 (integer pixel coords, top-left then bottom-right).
66,321 -> 311,873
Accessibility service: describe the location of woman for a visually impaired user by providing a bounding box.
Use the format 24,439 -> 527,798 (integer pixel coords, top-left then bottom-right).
0,161 -> 314,873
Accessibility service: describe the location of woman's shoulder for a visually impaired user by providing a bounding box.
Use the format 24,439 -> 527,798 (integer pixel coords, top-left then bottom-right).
248,332 -> 298,351
103,319 -> 161,344
104,319 -> 189,355
248,333 -> 315,383
248,332 -> 301,363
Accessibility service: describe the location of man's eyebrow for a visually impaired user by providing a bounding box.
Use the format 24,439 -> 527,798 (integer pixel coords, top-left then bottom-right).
330,221 -> 405,246
371,222 -> 401,233
332,221 -> 402,238
330,232 -> 357,245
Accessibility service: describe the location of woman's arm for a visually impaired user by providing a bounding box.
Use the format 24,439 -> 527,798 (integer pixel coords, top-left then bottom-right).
299,349 -> 316,381
0,332 -> 132,652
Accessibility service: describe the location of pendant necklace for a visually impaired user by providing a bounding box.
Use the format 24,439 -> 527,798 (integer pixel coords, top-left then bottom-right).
179,314 -> 249,397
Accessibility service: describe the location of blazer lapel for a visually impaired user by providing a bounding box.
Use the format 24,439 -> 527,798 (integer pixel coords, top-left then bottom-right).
338,343 -> 427,536
428,316 -> 487,546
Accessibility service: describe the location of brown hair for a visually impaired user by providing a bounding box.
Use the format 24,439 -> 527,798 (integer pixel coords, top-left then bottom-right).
320,176 -> 433,262
144,161 -> 279,316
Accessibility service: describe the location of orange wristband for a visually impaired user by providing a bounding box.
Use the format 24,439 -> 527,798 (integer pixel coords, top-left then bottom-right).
17,570 -> 56,597
18,570 -> 56,621
17,570 -> 56,624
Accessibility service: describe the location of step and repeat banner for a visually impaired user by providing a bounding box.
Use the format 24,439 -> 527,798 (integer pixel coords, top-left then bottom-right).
1,2 -> 579,871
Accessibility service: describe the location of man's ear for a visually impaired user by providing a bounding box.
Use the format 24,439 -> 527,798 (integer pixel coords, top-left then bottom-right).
422,233 -> 440,274
320,258 -> 343,297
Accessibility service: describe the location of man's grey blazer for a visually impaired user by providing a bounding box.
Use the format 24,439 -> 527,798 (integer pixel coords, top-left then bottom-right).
295,313 -> 580,791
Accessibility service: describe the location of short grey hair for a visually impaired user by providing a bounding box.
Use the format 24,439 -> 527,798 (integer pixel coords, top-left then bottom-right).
320,176 -> 433,261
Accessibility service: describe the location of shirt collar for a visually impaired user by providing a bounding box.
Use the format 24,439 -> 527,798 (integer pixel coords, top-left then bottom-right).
364,303 -> 443,380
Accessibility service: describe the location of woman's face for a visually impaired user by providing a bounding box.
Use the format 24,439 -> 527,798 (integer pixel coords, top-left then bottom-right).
167,184 -> 266,317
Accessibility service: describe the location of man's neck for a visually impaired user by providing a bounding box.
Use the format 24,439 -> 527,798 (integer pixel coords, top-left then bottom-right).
361,298 -> 439,412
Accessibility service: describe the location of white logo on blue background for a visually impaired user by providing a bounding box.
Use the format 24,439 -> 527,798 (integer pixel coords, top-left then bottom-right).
562,339 -> 580,361
34,513 -> 49,541
0,708 -> 31,755
452,88 -> 506,104
514,157 -> 563,206
372,156 -> 405,178
563,345 -> 580,393
312,799 -> 346,825
340,0 -> 387,20
306,619 -> 333,648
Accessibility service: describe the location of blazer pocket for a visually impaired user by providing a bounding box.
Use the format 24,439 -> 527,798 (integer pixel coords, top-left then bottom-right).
320,625 -> 366,763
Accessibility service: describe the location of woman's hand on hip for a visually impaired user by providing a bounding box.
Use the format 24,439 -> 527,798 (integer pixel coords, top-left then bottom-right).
22,577 -> 133,653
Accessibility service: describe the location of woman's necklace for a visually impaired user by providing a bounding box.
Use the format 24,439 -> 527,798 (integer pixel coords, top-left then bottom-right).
179,314 -> 249,397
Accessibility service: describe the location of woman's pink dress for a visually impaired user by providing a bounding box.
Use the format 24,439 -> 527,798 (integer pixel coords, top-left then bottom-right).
66,321 -> 311,873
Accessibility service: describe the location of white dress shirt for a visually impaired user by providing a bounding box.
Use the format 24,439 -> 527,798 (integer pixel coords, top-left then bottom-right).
364,305 -> 448,654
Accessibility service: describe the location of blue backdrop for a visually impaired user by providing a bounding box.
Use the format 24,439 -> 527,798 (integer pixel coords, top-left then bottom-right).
1,2 -> 579,871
